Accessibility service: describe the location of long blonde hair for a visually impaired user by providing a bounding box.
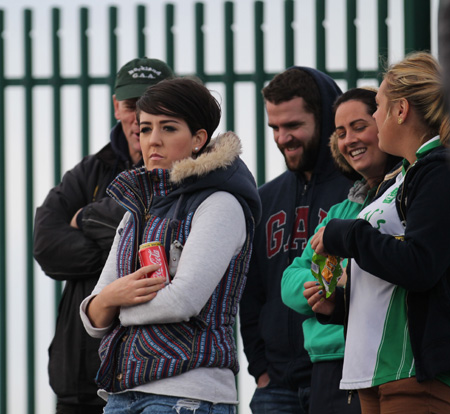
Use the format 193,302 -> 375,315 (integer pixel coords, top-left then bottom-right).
383,51 -> 450,146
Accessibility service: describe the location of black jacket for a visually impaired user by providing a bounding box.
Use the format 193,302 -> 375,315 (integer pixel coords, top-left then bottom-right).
321,146 -> 450,382
33,122 -> 140,406
239,67 -> 352,390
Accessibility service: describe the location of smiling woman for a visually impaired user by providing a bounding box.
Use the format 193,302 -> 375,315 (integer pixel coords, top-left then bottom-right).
333,90 -> 391,188
281,87 -> 401,414
79,77 -> 262,414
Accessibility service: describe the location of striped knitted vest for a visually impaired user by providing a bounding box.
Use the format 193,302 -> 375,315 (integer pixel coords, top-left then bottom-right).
95,167 -> 255,392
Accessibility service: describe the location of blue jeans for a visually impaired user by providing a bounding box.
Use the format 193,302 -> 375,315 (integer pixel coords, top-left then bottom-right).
249,383 -> 310,414
104,392 -> 236,414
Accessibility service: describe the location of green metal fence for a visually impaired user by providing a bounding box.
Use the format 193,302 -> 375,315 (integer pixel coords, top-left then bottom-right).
0,1 -> 432,413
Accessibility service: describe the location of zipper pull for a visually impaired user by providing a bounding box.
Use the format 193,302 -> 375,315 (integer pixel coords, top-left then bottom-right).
302,183 -> 308,196
347,390 -> 353,404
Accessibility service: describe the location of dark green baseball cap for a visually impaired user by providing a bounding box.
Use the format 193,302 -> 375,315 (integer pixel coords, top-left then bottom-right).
114,57 -> 174,100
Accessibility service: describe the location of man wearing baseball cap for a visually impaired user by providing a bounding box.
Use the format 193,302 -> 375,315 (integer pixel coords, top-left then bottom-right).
33,57 -> 174,414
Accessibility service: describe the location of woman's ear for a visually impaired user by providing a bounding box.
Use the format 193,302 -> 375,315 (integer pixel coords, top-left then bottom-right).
192,129 -> 208,153
396,97 -> 410,123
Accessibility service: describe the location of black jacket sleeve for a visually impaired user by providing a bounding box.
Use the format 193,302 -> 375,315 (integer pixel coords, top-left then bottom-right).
323,162 -> 450,292
81,196 -> 125,251
33,155 -> 123,281
239,254 -> 268,382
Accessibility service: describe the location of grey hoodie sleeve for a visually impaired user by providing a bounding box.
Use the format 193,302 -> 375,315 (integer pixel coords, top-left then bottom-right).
118,191 -> 246,325
80,192 -> 246,335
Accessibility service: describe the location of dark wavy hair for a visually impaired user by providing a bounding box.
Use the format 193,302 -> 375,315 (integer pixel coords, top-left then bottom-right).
262,68 -> 321,130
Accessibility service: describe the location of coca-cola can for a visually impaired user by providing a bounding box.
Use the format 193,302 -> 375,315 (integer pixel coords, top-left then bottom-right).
138,242 -> 170,284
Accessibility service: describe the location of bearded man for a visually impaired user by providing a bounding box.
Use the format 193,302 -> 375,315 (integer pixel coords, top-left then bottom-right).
239,67 -> 353,414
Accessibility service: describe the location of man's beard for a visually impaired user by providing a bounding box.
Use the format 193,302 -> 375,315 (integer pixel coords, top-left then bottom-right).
282,131 -> 321,174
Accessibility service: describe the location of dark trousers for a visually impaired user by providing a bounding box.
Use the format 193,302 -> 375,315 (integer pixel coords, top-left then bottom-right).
309,360 -> 361,414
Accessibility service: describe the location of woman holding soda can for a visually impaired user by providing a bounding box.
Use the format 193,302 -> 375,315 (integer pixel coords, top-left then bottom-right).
80,77 -> 261,414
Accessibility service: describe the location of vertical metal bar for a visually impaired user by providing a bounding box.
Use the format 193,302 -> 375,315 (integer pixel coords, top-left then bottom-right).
254,1 -> 266,185
51,8 -> 63,305
377,0 -> 388,82
284,0 -> 294,69
0,9 -> 7,414
24,8 -> 36,414
316,0 -> 326,72
404,0 -> 431,54
80,8 -> 90,156
346,0 -> 357,88
224,6 -> 237,404
224,1 -> 235,131
109,6 -> 118,127
137,4 -> 146,58
165,4 -> 175,71
194,2 -> 205,81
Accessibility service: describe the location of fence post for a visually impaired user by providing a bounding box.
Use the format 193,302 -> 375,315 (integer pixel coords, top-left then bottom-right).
404,0 -> 431,54
284,0 -> 294,68
346,0 -> 357,88
165,4 -> 175,71
80,8 -> 90,157
316,0 -> 326,72
224,1 -> 235,132
108,6 -> 118,127
24,8 -> 36,414
137,4 -> 146,58
51,8 -> 63,304
254,1 -> 265,186
377,0 -> 388,82
195,3 -> 205,81
0,8 -> 6,414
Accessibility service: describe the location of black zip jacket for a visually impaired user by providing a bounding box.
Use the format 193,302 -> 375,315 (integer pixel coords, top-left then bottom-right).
239,67 -> 353,391
320,146 -> 450,382
33,122 -> 141,406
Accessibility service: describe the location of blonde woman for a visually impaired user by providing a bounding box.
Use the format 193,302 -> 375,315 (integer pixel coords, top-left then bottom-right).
306,52 -> 450,413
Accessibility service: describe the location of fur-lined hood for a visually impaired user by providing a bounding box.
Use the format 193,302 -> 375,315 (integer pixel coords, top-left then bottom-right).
170,131 -> 242,184
107,131 -> 262,226
169,131 -> 262,225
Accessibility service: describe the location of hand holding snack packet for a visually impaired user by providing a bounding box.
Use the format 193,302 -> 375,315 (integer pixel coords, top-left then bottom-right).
311,252 -> 343,298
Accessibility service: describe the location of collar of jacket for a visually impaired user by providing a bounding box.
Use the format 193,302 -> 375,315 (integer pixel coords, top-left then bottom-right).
107,132 -> 242,214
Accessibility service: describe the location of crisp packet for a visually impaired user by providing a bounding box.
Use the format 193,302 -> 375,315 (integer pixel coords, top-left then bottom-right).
311,253 -> 343,298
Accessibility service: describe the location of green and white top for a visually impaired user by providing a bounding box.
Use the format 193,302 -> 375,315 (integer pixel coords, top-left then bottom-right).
340,137 -> 450,390
341,137 -> 450,390
340,170 -> 411,390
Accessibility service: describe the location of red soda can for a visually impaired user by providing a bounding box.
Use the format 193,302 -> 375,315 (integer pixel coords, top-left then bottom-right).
138,242 -> 170,283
